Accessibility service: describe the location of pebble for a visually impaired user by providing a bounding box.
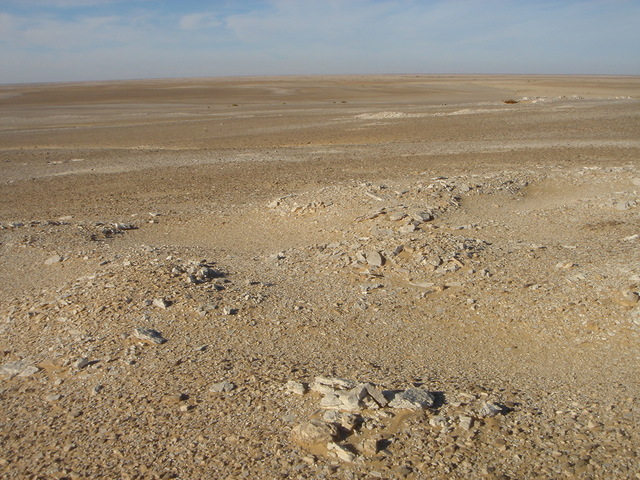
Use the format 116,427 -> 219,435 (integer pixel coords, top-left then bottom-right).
429,415 -> 449,427
114,223 -> 136,231
285,380 -> 308,395
162,393 -> 187,404
209,381 -> 236,393
412,211 -> 433,222
73,357 -> 90,369
479,401 -> 504,417
366,251 -> 384,267
134,328 -> 167,344
153,297 -> 170,309
459,415 -> 474,430
44,255 -> 63,265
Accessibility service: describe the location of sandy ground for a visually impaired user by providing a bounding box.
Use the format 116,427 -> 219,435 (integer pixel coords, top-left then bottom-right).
1,75 -> 639,479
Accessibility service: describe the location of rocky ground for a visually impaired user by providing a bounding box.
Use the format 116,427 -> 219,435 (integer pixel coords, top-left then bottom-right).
0,76 -> 639,479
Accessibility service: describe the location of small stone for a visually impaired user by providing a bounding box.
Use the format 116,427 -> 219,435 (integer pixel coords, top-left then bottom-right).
134,328 -> 167,344
162,394 -> 187,404
429,415 -> 449,427
285,380 -> 308,395
222,306 -> 238,315
412,211 -> 433,222
459,415 -> 474,430
153,297 -> 170,309
45,394 -> 62,403
388,212 -> 406,221
291,421 -> 338,447
362,383 -> 388,407
361,437 -> 381,456
44,255 -> 63,265
387,388 -> 435,409
74,357 -> 90,369
114,223 -> 136,230
366,251 -> 384,267
209,381 -> 236,393
479,401 -> 504,417
399,224 -> 417,233
327,442 -> 357,462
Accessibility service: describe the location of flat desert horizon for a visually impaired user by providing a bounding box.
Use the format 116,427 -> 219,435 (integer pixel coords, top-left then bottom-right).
1,74 -> 639,479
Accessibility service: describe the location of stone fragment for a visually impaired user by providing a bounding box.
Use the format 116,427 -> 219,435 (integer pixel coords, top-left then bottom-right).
153,297 -> 170,309
291,421 -> 338,447
387,388 -> 435,409
366,251 -> 384,267
285,381 -> 308,395
114,223 -> 136,231
335,391 -> 363,411
362,383 -> 388,407
361,437 -> 381,456
74,357 -> 90,369
327,442 -> 357,462
0,360 -> 40,378
162,393 -> 187,404
45,394 -> 62,403
134,328 -> 167,344
209,381 -> 236,393
412,211 -> 433,222
459,415 -> 474,430
319,392 -> 344,409
479,401 -> 503,417
44,255 -> 63,265
429,415 -> 449,427
399,224 -> 417,233
388,212 -> 406,221
322,411 -> 361,431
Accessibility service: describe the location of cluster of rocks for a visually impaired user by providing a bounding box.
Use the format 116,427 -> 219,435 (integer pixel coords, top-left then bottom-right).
287,377 -> 506,464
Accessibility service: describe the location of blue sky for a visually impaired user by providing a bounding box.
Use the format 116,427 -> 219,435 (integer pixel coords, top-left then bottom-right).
1,0 -> 639,84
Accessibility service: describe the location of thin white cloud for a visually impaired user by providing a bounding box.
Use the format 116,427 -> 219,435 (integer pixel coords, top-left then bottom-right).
7,0 -> 123,7
178,12 -> 221,30
1,0 -> 639,83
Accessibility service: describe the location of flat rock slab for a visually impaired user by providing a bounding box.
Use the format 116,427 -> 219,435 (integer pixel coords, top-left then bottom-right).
291,421 -> 338,447
387,388 -> 435,409
134,328 -> 167,344
0,360 -> 40,378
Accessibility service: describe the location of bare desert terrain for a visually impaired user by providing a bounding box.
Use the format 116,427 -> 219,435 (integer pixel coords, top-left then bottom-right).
1,75 -> 639,479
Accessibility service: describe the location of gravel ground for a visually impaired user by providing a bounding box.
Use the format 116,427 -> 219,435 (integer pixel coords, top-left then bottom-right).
0,75 -> 639,479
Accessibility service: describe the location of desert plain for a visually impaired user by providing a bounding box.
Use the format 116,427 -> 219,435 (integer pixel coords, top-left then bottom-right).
0,75 -> 639,479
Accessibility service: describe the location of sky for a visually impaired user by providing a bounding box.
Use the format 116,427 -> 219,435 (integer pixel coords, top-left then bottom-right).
0,0 -> 639,84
